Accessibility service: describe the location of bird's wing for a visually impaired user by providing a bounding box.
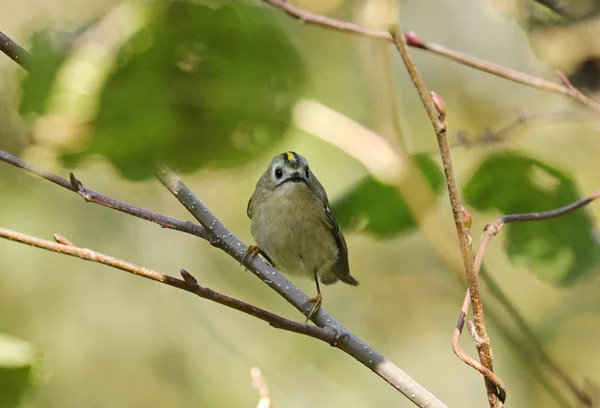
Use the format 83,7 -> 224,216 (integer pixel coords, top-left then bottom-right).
325,206 -> 358,286
247,195 -> 253,219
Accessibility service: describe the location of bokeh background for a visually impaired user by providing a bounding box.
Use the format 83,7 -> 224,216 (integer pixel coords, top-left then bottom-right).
1,0 -> 600,407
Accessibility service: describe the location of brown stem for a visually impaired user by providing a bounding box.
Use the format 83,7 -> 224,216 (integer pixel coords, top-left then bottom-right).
0,149 -> 208,240
0,227 -> 337,343
259,0 -> 600,114
390,27 -> 503,407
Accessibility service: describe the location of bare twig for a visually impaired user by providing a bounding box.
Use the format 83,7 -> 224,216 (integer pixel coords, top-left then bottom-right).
390,27 -> 504,407
0,149 -> 208,240
154,167 -> 448,407
452,110 -> 598,149
0,30 -> 30,68
251,367 -> 273,408
259,0 -> 600,114
0,228 -> 337,343
454,190 -> 600,407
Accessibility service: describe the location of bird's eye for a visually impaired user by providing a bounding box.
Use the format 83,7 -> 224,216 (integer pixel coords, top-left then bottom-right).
274,167 -> 284,179
305,167 -> 310,178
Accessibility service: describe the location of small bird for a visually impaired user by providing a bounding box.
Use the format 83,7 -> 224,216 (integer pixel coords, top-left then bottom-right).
244,151 -> 358,321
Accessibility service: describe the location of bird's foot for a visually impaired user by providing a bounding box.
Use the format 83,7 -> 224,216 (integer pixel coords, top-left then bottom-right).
241,245 -> 262,266
305,293 -> 323,323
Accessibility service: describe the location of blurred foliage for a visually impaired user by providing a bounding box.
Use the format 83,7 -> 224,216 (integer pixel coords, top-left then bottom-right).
0,333 -> 37,408
20,0 -> 305,180
332,155 -> 444,237
464,151 -> 600,285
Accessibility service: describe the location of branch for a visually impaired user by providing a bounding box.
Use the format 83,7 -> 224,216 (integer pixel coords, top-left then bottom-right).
0,150 -> 448,407
389,28 -> 504,407
452,110 -> 598,149
260,0 -> 600,114
0,30 -> 30,69
0,149 -> 208,240
154,168 -> 448,407
453,190 -> 600,408
0,228 -> 336,343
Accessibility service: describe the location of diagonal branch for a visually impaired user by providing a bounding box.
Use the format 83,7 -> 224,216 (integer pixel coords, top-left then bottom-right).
0,228 -> 336,343
0,149 -> 208,240
0,30 -> 30,68
154,167 -> 448,407
389,27 -> 504,407
260,0 -> 600,114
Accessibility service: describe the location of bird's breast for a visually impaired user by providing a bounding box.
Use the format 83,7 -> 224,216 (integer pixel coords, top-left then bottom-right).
250,184 -> 338,278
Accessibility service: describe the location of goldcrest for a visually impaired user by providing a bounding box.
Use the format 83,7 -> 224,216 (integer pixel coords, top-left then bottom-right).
244,151 -> 358,320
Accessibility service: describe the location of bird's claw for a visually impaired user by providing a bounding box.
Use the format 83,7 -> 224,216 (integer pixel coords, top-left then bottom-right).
305,293 -> 323,323
241,245 -> 262,266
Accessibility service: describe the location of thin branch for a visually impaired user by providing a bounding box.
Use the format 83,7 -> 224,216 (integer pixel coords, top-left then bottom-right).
0,30 -> 30,68
389,27 -> 504,407
0,227 -> 337,343
0,149 -> 208,240
454,190 -> 600,408
451,110 -> 598,149
259,0 -> 600,114
154,167 -> 448,407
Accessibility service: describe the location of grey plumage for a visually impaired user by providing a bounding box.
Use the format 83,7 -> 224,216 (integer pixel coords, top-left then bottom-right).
247,151 -> 358,286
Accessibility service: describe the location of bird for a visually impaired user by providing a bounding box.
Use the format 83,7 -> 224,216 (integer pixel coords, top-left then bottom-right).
243,151 -> 358,321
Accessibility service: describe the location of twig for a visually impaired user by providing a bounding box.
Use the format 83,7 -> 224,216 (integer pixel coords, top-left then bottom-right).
452,110 -> 598,149
0,30 -> 30,68
251,367 -> 273,408
0,149 -> 208,240
155,167 -> 448,407
389,27 -> 504,407
454,190 -> 600,407
260,0 -> 600,114
0,228 -> 337,343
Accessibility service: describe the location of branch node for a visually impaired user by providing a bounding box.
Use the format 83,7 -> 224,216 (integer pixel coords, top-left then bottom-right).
53,234 -> 75,246
69,172 -> 91,201
467,320 -> 486,348
430,91 -> 446,122
404,30 -> 424,48
180,269 -> 198,285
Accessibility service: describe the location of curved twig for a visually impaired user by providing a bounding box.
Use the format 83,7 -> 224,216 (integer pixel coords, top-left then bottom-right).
454,190 -> 600,407
389,27 -> 504,407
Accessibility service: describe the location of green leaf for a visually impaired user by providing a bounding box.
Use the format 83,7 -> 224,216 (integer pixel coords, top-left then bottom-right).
20,0 -> 305,180
0,333 -> 37,408
332,154 -> 445,238
463,151 -> 600,285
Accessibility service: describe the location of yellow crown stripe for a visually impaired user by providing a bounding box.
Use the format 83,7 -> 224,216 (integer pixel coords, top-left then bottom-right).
286,151 -> 296,162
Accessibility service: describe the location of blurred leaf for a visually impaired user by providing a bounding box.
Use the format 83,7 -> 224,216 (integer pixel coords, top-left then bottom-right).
20,0 -> 305,180
0,333 -> 37,408
332,154 -> 444,238
463,151 -> 600,285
